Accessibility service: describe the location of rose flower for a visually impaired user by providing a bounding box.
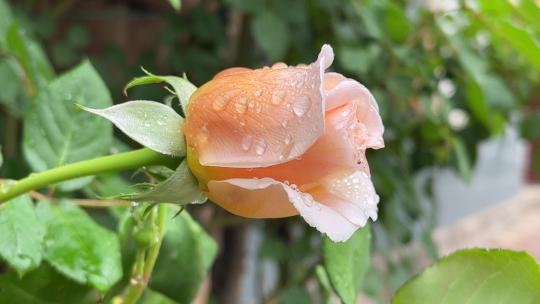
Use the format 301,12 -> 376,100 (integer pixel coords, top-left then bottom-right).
184,45 -> 384,242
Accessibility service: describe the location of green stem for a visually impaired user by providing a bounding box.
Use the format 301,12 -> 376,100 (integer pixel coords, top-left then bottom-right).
0,148 -> 180,203
122,204 -> 169,304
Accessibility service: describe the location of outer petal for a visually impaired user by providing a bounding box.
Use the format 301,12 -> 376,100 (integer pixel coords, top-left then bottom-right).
188,98 -> 374,191
206,177 -> 361,242
184,45 -> 335,168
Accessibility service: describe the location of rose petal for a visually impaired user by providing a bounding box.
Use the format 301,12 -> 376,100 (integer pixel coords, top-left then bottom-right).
207,177 -> 360,242
207,178 -> 298,218
192,104 -> 367,188
325,78 -> 384,150
184,45 -> 335,168
308,169 -> 379,227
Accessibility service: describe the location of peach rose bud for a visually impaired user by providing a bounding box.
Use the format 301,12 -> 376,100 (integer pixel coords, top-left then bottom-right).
184,45 -> 384,242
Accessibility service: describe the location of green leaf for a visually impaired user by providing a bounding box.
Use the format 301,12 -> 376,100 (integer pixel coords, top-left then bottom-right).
6,22 -> 54,90
121,160 -> 206,205
0,193 -> 45,275
0,0 -> 13,49
252,11 -> 290,61
139,289 -> 177,304
450,137 -> 472,183
224,0 -> 265,14
23,61 -> 113,191
0,58 -> 26,115
494,20 -> 540,69
149,211 -> 217,303
323,225 -> 371,304
36,200 -> 122,292
392,249 -> 540,303
124,69 -> 197,112
82,100 -> 186,156
0,263 -> 97,304
383,2 -> 410,43
167,0 -> 181,11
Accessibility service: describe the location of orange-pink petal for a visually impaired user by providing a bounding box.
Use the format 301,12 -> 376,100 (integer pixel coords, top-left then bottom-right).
184,45 -> 335,168
207,177 -> 363,242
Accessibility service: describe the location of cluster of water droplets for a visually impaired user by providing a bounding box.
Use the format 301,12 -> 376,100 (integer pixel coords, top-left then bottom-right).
328,171 -> 379,220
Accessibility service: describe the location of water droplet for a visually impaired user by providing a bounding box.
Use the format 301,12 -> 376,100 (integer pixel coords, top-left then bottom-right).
241,135 -> 253,151
254,138 -> 267,155
235,97 -> 248,113
341,107 -> 352,117
271,91 -> 286,105
157,120 -> 165,126
281,120 -> 289,128
197,124 -> 209,144
254,89 -> 262,97
212,95 -> 230,111
144,122 -> 151,127
292,95 -> 311,117
284,134 -> 292,145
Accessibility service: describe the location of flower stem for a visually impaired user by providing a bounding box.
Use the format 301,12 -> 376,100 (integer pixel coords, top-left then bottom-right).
0,148 -> 180,203
122,204 -> 169,304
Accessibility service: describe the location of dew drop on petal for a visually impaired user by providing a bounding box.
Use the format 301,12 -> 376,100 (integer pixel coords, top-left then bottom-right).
197,124 -> 209,144
241,135 -> 253,151
254,89 -> 262,97
212,95 -> 230,111
235,96 -> 248,113
284,134 -> 292,145
292,95 -> 311,117
254,138 -> 268,155
271,91 -> 286,105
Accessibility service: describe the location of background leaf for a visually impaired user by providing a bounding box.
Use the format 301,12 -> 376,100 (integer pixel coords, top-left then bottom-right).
23,60 -> 113,191
149,211 -> 217,303
36,200 -> 122,292
167,0 -> 181,11
252,11 -> 290,61
82,100 -> 185,156
0,263 -> 96,304
323,225 -> 371,304
392,249 -> 540,303
0,193 -> 45,275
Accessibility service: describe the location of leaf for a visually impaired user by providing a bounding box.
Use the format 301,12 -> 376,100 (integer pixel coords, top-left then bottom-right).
124,69 -> 197,112
323,225 -> 371,304
0,0 -> 13,49
252,11 -> 290,61
392,249 -> 540,303
450,137 -> 472,183
0,263 -> 97,304
36,200 -> 122,292
167,0 -> 181,11
81,100 -> 186,156
149,211 -> 217,303
139,289 -> 177,304
121,160 -> 206,205
0,58 -> 26,115
494,20 -> 540,69
6,22 -> 55,91
383,2 -> 410,43
0,193 -> 45,275
23,61 -> 113,191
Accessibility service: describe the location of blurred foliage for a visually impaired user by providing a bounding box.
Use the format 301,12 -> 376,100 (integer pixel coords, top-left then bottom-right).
0,0 -> 539,303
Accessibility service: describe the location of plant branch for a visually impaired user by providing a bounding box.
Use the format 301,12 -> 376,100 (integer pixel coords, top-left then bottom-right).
122,204 -> 169,304
0,148 -> 181,203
